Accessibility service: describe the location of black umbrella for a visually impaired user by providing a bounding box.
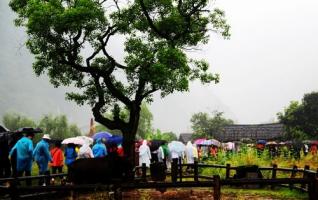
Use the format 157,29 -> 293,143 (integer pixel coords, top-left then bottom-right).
15,127 -> 43,134
0,125 -> 9,133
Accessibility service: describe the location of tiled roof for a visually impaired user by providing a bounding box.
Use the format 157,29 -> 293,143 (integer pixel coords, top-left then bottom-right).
215,123 -> 285,142
179,133 -> 193,143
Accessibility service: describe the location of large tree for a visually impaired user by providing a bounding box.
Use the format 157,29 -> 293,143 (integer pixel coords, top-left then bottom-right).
191,111 -> 234,139
278,92 -> 318,139
95,102 -> 153,138
9,0 -> 230,163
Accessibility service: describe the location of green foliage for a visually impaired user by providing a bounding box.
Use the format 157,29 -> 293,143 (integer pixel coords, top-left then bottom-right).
9,0 -> 230,161
39,114 -> 81,140
136,103 -> 154,139
2,112 -> 82,142
9,0 -> 230,141
145,129 -> 177,142
191,111 -> 234,139
278,91 -> 318,140
201,146 -> 318,179
95,102 -> 154,138
2,112 -> 36,131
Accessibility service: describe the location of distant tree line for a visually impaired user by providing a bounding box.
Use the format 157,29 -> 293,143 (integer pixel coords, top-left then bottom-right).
190,111 -> 234,140
2,112 -> 81,142
278,91 -> 318,140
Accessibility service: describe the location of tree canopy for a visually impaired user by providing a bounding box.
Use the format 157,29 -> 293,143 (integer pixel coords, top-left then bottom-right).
191,111 -> 234,139
277,92 -> 318,140
145,129 -> 177,142
9,0 -> 230,160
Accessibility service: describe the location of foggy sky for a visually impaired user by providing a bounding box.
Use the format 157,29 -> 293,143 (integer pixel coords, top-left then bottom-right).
1,0 -> 318,135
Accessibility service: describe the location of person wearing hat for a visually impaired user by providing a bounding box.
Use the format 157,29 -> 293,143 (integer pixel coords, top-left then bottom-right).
9,132 -> 34,186
33,134 -> 52,186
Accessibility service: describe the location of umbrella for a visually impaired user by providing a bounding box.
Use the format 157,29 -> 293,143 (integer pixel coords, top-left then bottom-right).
310,141 -> 318,145
62,137 -> 85,145
210,139 -> 221,147
168,141 -> 186,154
16,127 -> 43,134
194,138 -> 206,145
0,125 -> 8,133
106,135 -> 123,145
266,141 -> 277,145
149,140 -> 166,151
93,131 -> 112,140
257,140 -> 267,145
76,136 -> 93,145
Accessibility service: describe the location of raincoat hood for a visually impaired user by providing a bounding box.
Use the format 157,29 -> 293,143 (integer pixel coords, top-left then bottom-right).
186,141 -> 193,148
96,138 -> 102,144
139,140 -> 149,155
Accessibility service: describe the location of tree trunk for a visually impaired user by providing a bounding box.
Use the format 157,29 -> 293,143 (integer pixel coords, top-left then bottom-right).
122,131 -> 136,166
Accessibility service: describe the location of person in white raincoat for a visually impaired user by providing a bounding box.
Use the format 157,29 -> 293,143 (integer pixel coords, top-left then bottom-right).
139,140 -> 151,167
78,141 -> 94,159
185,141 -> 195,164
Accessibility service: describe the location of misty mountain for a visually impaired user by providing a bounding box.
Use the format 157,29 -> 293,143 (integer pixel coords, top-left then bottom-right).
0,1 -> 91,130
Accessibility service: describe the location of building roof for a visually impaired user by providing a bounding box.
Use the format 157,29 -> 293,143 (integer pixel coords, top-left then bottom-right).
215,123 -> 285,142
179,133 -> 193,143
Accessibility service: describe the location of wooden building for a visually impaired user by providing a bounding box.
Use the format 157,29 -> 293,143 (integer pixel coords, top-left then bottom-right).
215,123 -> 285,142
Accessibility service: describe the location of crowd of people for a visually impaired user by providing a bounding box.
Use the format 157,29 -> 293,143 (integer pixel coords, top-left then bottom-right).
2,132 -> 124,186
136,140 -> 199,173
2,130 -> 318,186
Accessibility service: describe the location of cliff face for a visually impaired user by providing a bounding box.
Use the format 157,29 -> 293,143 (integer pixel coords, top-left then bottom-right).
0,1 -> 90,128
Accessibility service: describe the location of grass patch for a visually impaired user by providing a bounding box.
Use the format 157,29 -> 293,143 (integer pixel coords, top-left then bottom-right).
221,187 -> 308,200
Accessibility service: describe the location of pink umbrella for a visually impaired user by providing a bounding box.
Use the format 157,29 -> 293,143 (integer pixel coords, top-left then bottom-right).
62,137 -> 85,145
194,138 -> 206,145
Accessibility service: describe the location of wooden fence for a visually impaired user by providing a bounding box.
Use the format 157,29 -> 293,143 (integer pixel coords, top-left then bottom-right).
1,161 -> 318,200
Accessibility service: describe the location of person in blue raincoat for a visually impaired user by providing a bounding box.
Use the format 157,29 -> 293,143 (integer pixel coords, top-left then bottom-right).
64,143 -> 77,172
92,138 -> 107,158
33,134 -> 52,185
9,132 -> 34,186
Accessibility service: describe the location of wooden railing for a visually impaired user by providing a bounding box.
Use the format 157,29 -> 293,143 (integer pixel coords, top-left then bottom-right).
1,161 -> 318,200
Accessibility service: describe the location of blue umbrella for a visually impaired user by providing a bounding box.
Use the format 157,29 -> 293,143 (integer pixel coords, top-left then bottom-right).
257,140 -> 266,145
93,131 -> 112,140
106,135 -> 123,145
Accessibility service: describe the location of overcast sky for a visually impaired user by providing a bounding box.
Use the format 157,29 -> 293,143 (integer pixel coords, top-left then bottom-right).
1,0 -> 318,135
150,0 -> 318,133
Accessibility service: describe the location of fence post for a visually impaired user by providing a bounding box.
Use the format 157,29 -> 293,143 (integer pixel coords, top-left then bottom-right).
308,172 -> 318,200
271,164 -> 277,189
142,163 -> 147,182
172,158 -> 178,183
178,157 -> 183,182
9,178 -> 18,200
289,165 -> 298,190
226,164 -> 231,179
301,165 -> 310,189
194,160 -> 198,182
213,175 -> 221,200
114,187 -> 122,200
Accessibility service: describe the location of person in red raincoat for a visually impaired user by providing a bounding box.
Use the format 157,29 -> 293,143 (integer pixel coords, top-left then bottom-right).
117,144 -> 124,157
50,141 -> 64,174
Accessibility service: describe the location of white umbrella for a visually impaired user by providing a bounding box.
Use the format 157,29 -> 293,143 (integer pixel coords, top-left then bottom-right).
168,141 -> 186,154
62,137 -> 85,145
76,136 -> 93,145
